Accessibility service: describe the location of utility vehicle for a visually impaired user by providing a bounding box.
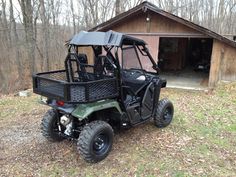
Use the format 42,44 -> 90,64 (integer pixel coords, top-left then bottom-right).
33,31 -> 174,163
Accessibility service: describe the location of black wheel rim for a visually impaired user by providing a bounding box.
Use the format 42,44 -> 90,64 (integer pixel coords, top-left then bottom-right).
53,121 -> 60,133
163,107 -> 172,123
93,133 -> 109,155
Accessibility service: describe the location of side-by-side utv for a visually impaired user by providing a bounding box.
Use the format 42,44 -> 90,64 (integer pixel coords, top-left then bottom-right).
33,30 -> 174,163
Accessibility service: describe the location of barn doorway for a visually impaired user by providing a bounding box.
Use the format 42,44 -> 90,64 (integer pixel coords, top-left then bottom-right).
158,37 -> 213,89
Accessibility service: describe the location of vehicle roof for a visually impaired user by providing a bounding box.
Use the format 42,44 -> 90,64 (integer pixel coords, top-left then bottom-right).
69,30 -> 146,46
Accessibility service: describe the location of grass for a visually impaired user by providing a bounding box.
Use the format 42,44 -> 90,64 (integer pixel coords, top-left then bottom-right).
0,82 -> 236,176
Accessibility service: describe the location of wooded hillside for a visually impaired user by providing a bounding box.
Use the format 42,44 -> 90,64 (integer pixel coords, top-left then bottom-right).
0,0 -> 235,93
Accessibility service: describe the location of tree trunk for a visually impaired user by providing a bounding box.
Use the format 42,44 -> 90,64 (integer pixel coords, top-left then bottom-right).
9,0 -> 22,82
39,0 -> 49,71
19,0 -> 36,75
1,0 -> 11,47
70,0 -> 76,34
115,0 -> 121,16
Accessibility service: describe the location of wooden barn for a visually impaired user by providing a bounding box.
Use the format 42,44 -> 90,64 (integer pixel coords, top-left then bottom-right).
90,1 -> 236,88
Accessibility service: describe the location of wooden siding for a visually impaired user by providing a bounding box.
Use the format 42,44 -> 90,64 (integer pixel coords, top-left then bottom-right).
110,12 -> 198,34
209,40 -> 222,87
219,42 -> 236,81
209,39 -> 236,86
110,12 -> 146,33
149,12 -> 197,33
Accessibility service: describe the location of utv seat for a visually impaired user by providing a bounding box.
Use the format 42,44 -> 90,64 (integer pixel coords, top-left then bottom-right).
94,55 -> 105,79
78,54 -> 88,64
65,53 -> 89,82
77,54 -> 90,81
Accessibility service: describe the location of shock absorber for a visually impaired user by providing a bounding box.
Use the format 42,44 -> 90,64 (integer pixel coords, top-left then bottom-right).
60,115 -> 73,136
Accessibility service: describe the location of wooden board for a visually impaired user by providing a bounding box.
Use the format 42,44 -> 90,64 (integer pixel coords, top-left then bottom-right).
209,39 -> 236,86
220,43 -> 236,81
110,12 -> 198,34
209,40 -> 222,87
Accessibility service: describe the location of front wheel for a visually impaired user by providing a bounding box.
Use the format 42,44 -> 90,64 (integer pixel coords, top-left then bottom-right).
154,98 -> 174,128
77,120 -> 114,163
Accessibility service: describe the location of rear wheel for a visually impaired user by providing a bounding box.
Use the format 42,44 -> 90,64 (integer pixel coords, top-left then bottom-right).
154,98 -> 174,128
77,120 -> 113,163
41,109 -> 64,142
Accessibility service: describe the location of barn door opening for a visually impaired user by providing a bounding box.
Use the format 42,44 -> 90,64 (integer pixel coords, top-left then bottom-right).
158,37 -> 213,89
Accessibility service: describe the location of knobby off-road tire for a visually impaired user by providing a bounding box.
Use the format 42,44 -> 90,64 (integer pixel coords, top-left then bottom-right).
41,109 -> 64,142
154,98 -> 174,128
77,120 -> 114,163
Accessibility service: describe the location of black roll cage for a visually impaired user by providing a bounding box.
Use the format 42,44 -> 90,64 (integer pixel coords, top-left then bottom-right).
69,42 -> 159,74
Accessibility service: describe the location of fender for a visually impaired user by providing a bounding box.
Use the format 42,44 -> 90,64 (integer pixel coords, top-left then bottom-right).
71,99 -> 122,120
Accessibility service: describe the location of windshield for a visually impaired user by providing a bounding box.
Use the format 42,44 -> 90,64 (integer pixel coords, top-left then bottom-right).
122,45 -> 155,72
136,46 -> 156,72
122,45 -> 142,70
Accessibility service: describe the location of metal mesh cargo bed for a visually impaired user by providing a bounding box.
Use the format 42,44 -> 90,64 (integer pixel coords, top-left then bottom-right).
33,70 -> 119,103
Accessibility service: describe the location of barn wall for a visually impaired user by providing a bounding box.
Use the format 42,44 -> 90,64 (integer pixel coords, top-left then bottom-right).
209,40 -> 222,87
110,11 -> 197,34
209,39 -> 236,87
219,42 -> 236,81
111,12 -> 146,32
149,12 -> 197,33
109,11 -> 197,62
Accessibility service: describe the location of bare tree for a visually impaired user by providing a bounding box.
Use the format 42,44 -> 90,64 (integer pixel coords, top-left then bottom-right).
70,0 -> 76,34
19,0 -> 36,74
115,0 -> 121,15
40,0 -> 49,71
0,0 -> 10,46
9,0 -> 22,81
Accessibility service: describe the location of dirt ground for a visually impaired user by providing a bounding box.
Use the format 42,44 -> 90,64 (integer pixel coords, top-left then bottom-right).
0,83 -> 236,177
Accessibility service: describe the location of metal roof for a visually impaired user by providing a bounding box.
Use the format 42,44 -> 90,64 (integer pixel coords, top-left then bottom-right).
90,1 -> 236,48
69,30 -> 146,46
